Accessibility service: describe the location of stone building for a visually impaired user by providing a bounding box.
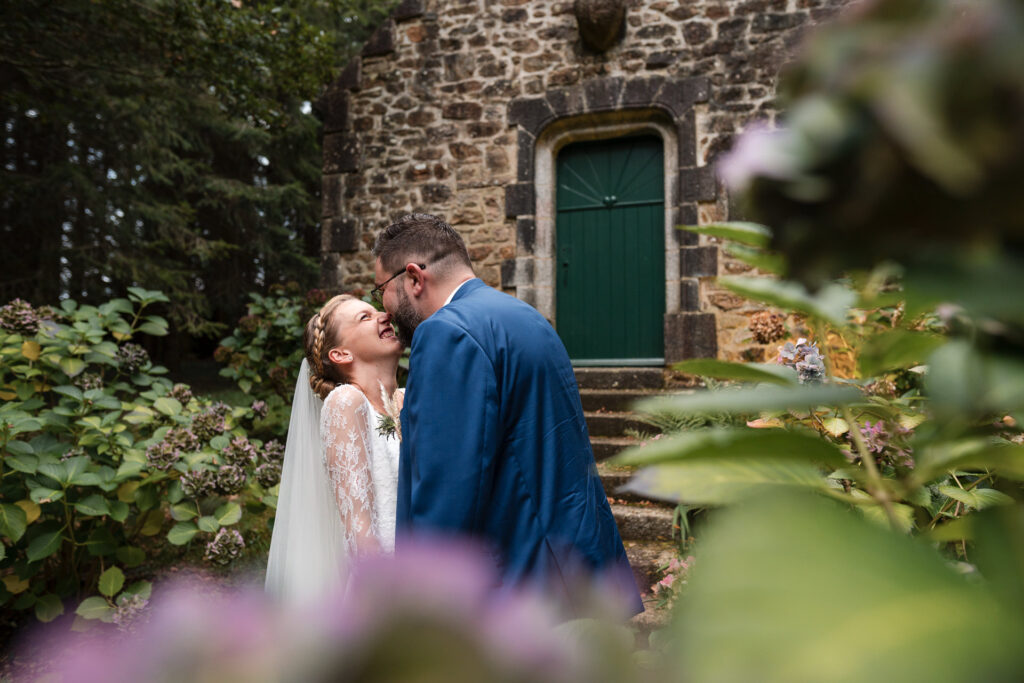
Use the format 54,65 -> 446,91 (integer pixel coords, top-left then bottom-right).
318,0 -> 848,365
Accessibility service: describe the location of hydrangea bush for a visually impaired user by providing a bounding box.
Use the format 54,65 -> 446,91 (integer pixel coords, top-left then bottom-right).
0,291 -> 279,628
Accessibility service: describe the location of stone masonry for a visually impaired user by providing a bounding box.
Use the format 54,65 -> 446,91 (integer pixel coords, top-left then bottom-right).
319,0 -> 850,363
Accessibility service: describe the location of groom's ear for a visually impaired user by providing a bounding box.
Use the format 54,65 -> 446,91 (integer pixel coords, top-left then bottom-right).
405,263 -> 427,297
327,346 -> 352,368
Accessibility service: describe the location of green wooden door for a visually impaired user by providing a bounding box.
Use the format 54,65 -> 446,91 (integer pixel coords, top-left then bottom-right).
556,135 -> 665,364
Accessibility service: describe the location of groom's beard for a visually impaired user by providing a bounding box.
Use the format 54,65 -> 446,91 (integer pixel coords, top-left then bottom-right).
391,288 -> 424,348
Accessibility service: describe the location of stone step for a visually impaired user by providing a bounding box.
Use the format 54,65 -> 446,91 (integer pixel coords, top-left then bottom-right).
579,388 -> 659,413
623,539 -> 679,595
610,502 -> 677,542
598,461 -> 670,505
585,412 -> 658,438
590,436 -> 638,461
630,596 -> 672,644
574,367 -> 665,391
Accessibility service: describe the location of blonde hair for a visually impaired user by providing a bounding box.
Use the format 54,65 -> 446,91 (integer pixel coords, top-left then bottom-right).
303,294 -> 357,400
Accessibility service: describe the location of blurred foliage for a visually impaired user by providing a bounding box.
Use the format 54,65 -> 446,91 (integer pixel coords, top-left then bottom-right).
620,0 -> 1024,678
0,293 -> 280,631
0,0 -> 396,337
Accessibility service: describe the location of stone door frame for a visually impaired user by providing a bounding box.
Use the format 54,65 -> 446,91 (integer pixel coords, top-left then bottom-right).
501,75 -> 720,362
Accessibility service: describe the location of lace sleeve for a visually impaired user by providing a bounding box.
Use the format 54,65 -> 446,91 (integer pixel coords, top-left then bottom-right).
320,385 -> 380,555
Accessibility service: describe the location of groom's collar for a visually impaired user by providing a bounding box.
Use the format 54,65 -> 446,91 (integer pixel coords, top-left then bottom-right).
443,277 -> 482,307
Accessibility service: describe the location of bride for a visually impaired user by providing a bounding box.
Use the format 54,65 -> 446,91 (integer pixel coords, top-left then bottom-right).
264,294 -> 403,602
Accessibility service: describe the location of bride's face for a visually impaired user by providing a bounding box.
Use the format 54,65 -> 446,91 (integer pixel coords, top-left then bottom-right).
328,299 -> 401,367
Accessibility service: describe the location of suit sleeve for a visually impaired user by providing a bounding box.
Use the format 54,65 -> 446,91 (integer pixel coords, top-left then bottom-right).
402,318 -> 500,534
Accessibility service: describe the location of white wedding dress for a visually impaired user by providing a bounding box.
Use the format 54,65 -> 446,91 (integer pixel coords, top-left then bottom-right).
264,360 -> 400,603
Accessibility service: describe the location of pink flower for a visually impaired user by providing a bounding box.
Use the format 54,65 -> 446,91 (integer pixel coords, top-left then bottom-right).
717,122 -> 800,192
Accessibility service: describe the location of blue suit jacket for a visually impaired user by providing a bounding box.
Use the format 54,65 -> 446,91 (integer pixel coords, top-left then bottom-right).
396,279 -> 642,615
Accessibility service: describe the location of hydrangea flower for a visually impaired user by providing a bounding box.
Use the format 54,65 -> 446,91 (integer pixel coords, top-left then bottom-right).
180,468 -> 216,499
250,400 -> 267,419
749,311 -> 786,344
74,372 -> 104,391
145,441 -> 180,472
192,403 -> 230,442
169,383 -> 193,405
112,593 -> 149,633
204,528 -> 244,565
163,426 -> 199,455
116,343 -> 150,374
255,462 -> 281,488
215,465 -> 247,495
0,298 -> 42,335
260,439 -> 284,466
221,436 -> 257,467
777,338 -> 827,384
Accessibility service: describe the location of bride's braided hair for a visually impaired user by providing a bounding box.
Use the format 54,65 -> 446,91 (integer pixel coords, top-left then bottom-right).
303,294 -> 357,400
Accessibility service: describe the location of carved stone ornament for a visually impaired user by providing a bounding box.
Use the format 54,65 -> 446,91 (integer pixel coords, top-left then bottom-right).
573,0 -> 627,52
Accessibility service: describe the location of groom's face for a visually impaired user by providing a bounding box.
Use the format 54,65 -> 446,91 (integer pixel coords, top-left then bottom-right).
375,258 -> 424,347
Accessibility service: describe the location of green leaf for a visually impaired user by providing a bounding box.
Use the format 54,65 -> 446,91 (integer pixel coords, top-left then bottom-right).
215,502 -> 242,526
6,439 -> 34,456
74,494 -> 111,517
5,451 -> 39,474
671,359 -> 797,385
98,566 -> 125,598
821,417 -> 849,437
58,357 -> 87,378
860,330 -> 946,377
153,397 -> 182,416
637,383 -> 863,417
913,439 -> 1024,485
27,530 -> 64,562
76,596 -> 114,621
972,506 -> 1024,614
680,221 -> 772,247
723,243 -> 786,275
137,321 -> 168,336
0,504 -> 28,542
52,385 -> 84,401
122,580 -> 153,601
169,502 -> 198,521
198,515 -> 220,533
116,546 -> 146,568
614,427 -> 848,469
108,500 -> 129,523
34,594 -> 64,623
670,494 -> 1024,682
167,522 -> 199,546
84,527 -> 117,557
719,276 -> 855,326
622,460 -> 830,505
938,486 -> 1014,511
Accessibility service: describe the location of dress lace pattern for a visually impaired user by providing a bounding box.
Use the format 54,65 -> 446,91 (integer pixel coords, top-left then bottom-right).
320,384 -> 401,555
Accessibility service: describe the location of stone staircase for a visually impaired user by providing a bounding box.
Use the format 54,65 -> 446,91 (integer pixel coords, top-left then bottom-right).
575,367 -> 681,639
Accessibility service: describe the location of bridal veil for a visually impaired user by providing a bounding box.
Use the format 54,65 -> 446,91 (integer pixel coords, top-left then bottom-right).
264,359 -> 348,602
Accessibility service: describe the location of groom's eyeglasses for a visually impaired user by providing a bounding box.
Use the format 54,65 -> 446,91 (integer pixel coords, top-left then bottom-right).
371,263 -> 426,304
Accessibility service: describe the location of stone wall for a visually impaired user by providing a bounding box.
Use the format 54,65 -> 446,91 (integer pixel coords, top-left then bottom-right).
320,0 -> 849,361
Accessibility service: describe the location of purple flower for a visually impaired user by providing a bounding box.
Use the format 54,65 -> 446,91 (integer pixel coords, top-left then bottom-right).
0,298 -> 42,335
116,343 -> 150,374
255,461 -> 281,488
191,404 -> 229,442
717,122 -> 802,192
260,439 -> 284,466
169,383 -> 193,405
250,400 -> 268,419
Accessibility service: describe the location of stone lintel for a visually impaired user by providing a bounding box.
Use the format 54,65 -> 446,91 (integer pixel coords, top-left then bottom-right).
665,312 -> 718,362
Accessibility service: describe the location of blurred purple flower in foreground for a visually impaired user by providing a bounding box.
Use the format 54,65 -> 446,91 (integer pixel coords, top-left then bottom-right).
30,541 -> 639,683
717,123 -> 800,192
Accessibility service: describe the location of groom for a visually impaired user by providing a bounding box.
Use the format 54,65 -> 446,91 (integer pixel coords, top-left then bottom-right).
373,213 -> 642,616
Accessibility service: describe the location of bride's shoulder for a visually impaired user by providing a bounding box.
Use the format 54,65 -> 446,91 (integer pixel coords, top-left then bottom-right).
323,383 -> 367,411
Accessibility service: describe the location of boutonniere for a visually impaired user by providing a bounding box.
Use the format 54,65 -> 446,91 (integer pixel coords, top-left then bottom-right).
376,383 -> 402,441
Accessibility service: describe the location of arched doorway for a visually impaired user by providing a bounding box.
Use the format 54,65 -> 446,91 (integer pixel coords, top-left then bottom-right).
555,134 -> 665,365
